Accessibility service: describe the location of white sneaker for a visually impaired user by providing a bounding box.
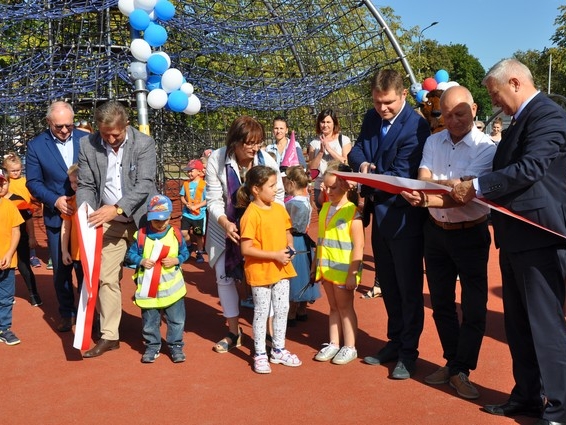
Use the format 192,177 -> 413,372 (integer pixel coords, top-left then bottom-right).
331,346 -> 357,365
314,343 -> 340,362
270,348 -> 302,367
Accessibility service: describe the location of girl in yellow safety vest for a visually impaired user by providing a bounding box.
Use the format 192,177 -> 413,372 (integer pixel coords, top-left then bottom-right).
313,169 -> 364,365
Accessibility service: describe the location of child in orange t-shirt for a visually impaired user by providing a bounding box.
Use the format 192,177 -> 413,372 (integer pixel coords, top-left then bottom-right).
0,167 -> 24,345
238,165 -> 300,374
60,164 -> 84,290
3,151 -> 42,306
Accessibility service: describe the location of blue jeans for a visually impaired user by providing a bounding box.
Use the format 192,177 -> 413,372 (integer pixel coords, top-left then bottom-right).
141,298 -> 185,352
46,225 -> 75,318
0,269 -> 15,331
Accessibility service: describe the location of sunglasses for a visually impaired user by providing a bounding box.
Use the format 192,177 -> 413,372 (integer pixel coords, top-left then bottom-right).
74,120 -> 89,126
52,123 -> 74,131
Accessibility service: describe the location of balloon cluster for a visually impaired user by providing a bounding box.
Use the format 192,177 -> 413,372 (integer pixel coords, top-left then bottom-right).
118,0 -> 201,115
410,69 -> 459,104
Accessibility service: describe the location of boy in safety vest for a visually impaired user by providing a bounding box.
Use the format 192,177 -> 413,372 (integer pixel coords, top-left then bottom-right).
126,195 -> 190,363
179,159 -> 207,263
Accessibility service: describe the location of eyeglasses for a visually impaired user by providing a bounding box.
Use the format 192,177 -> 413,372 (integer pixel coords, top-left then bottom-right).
242,141 -> 263,148
74,120 -> 89,127
51,123 -> 74,131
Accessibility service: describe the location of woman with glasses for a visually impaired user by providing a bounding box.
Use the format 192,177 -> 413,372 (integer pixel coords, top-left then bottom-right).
75,120 -> 93,133
205,116 -> 284,354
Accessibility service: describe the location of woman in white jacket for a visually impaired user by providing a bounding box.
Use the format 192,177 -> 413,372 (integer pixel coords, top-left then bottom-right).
205,116 -> 284,353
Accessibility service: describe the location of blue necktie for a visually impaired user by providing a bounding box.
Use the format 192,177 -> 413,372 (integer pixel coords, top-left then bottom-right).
380,120 -> 390,141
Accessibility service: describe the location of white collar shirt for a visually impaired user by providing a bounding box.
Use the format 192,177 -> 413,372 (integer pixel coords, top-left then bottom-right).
419,127 -> 496,222
50,130 -> 74,169
101,134 -> 129,208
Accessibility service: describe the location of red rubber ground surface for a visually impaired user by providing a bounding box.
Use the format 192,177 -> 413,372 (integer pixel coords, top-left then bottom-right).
3,200 -> 535,425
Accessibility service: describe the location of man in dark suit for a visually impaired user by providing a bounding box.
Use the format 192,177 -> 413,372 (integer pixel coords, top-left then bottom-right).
348,69 -> 430,379
452,59 -> 566,425
77,101 -> 157,358
26,101 -> 89,332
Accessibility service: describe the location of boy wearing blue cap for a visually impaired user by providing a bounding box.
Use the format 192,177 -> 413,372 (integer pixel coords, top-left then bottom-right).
126,194 -> 190,363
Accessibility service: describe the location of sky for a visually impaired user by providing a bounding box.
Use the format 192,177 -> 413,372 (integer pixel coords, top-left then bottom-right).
375,0 -> 563,71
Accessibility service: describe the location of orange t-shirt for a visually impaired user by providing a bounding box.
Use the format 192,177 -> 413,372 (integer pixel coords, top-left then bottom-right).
61,196 -> 80,261
8,177 -> 33,210
240,202 -> 296,286
0,197 -> 24,268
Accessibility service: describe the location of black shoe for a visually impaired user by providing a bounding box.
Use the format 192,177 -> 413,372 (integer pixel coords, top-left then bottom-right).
534,420 -> 566,425
363,345 -> 399,365
483,400 -> 542,418
391,359 -> 415,380
30,294 -> 42,307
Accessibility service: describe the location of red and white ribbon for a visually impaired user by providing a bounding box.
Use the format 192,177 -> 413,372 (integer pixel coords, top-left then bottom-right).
334,171 -> 566,240
73,202 -> 103,351
138,239 -> 170,298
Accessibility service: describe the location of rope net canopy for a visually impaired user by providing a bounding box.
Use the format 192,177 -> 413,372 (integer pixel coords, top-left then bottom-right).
0,0 -> 408,181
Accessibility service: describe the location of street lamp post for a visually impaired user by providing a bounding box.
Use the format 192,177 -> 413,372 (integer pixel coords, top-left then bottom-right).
417,21 -> 439,79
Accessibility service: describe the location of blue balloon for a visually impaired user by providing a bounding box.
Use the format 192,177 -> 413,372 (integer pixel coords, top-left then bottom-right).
416,89 -> 429,104
129,9 -> 150,31
147,54 -> 168,75
146,74 -> 162,91
434,69 -> 449,84
167,90 -> 189,112
144,23 -> 168,47
155,0 -> 175,21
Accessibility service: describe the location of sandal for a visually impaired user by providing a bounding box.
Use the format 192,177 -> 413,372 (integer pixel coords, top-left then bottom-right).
361,285 -> 382,299
213,327 -> 243,353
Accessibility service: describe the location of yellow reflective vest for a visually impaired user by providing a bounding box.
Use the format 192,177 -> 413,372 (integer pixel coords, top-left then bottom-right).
133,228 -> 187,309
315,201 -> 361,285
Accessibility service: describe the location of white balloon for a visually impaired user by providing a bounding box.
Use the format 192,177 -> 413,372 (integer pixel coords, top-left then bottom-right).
118,0 -> 135,16
183,95 -> 201,115
154,51 -> 171,68
161,68 -> 184,93
445,81 -> 460,88
436,82 -> 449,91
130,38 -> 152,62
147,88 -> 168,109
148,10 -> 157,21
134,0 -> 157,12
180,82 -> 194,96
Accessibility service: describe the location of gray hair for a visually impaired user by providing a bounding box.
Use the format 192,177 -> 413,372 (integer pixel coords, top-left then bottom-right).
46,101 -> 74,121
482,58 -> 534,86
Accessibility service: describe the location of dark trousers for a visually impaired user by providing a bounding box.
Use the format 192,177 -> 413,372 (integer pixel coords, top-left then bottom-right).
46,225 -> 75,318
16,229 -> 39,297
500,246 -> 566,422
424,219 -> 490,375
372,229 -> 424,362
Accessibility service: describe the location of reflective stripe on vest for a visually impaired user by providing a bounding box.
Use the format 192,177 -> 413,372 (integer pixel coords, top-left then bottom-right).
184,179 -> 206,216
134,228 -> 187,308
315,201 -> 361,285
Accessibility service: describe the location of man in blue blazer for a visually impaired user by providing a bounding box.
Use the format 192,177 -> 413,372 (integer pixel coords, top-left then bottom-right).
348,69 -> 430,379
26,101 -> 89,332
453,59 -> 566,425
77,101 -> 157,358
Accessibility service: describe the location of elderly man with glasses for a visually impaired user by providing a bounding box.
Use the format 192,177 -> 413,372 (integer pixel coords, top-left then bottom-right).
26,101 -> 90,332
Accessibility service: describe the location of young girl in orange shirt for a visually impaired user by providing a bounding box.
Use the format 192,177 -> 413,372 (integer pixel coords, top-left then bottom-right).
238,165 -> 301,374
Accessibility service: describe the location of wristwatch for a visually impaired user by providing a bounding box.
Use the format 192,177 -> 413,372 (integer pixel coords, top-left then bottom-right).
115,204 -> 124,216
